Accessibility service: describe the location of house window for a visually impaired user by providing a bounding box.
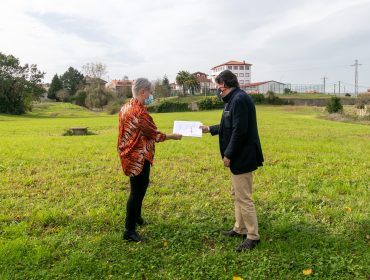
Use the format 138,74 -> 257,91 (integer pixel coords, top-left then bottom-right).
245,73 -> 250,77
240,80 -> 244,84
239,73 -> 244,77
246,66 -> 250,70
228,66 -> 232,70
233,66 -> 238,70
239,66 -> 244,70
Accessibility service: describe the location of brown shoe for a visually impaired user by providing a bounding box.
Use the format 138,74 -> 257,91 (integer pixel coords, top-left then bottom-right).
222,229 -> 247,238
236,239 -> 260,252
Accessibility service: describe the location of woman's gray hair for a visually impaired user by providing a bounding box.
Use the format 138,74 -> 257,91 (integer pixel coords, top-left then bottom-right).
132,78 -> 152,97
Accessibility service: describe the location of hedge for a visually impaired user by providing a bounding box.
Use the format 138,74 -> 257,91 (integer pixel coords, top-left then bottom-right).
147,100 -> 190,113
197,96 -> 224,110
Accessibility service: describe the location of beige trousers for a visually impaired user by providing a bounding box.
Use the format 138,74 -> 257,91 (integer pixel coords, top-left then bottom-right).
231,172 -> 260,240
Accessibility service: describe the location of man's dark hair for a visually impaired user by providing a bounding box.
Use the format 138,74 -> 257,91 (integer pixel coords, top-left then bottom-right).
215,70 -> 239,88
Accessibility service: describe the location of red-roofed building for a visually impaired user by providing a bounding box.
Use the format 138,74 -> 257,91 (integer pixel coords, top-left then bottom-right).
211,60 -> 252,85
107,79 -> 134,98
192,72 -> 213,94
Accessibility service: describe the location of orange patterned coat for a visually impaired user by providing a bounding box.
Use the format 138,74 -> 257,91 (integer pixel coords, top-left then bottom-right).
117,98 -> 166,177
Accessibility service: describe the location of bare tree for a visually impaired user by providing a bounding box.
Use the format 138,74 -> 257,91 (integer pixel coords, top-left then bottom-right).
82,62 -> 107,79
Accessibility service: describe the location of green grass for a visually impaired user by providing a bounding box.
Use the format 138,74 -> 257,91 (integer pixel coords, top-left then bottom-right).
0,103 -> 369,279
28,102 -> 106,118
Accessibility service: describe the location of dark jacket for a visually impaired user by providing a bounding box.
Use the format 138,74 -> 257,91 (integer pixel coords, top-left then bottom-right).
209,88 -> 264,174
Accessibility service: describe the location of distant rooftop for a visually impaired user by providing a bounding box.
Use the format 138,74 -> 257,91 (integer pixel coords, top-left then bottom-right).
211,60 -> 252,70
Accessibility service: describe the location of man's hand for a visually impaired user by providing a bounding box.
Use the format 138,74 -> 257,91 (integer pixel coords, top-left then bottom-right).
223,156 -> 230,167
200,125 -> 210,133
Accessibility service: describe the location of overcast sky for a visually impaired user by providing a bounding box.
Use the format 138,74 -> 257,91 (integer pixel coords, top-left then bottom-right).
1,0 -> 370,92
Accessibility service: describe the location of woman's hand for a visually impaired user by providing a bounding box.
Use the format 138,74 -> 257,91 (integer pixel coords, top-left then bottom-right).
166,133 -> 182,140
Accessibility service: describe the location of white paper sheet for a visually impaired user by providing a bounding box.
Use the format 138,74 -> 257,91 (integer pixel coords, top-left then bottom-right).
173,121 -> 202,137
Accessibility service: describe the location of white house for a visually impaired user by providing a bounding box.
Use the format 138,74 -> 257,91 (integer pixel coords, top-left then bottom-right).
241,80 -> 287,94
210,60 -> 252,85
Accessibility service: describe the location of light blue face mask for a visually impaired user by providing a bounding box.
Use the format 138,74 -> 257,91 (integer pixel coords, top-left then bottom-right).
144,94 -> 154,105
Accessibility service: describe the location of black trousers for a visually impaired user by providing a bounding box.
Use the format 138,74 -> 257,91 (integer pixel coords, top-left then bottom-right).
125,160 -> 150,232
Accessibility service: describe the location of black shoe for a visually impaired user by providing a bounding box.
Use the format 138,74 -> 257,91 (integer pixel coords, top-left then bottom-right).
222,229 -> 247,238
235,239 -> 260,252
136,217 -> 150,226
123,231 -> 143,242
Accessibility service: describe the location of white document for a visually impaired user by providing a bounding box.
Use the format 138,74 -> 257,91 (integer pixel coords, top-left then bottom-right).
173,121 -> 202,137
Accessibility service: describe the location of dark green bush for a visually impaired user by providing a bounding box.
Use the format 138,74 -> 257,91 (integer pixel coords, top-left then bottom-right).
154,100 -> 190,113
265,91 -> 285,105
197,96 -> 224,110
326,96 -> 343,113
72,90 -> 87,107
248,94 -> 265,104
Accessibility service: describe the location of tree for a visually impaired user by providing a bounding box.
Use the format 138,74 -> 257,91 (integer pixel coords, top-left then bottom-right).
326,96 -> 343,113
55,89 -> 70,102
176,70 -> 191,96
0,52 -> 44,114
48,74 -> 63,100
176,71 -> 200,96
186,75 -> 200,95
60,67 -> 84,96
153,76 -> 171,99
153,79 -> 162,98
85,85 -> 111,109
123,86 -> 132,98
162,75 -> 171,97
72,90 -> 87,107
82,62 -> 107,79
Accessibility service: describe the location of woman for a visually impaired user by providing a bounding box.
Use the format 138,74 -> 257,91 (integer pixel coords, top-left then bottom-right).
117,78 -> 182,242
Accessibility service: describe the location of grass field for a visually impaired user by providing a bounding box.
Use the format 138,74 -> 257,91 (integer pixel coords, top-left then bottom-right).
0,103 -> 369,279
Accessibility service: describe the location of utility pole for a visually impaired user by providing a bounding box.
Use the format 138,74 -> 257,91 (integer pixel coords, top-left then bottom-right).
322,76 -> 328,94
351,59 -> 362,97
338,81 -> 341,96
334,84 -> 336,95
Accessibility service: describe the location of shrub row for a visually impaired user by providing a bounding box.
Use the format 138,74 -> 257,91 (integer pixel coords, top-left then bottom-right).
197,96 -> 224,110
248,94 -> 265,104
196,92 -> 287,110
247,92 -> 287,105
147,100 -> 190,113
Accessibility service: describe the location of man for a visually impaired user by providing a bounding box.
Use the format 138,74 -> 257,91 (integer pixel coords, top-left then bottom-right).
201,70 -> 264,252
117,78 -> 182,242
